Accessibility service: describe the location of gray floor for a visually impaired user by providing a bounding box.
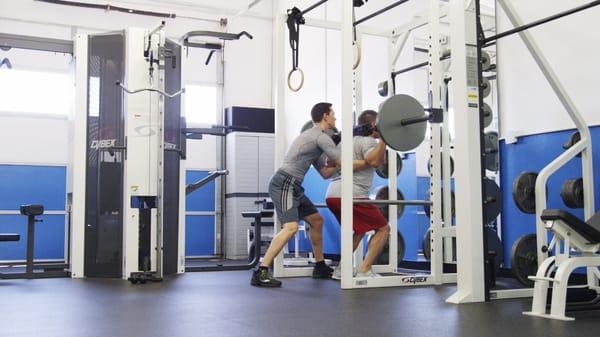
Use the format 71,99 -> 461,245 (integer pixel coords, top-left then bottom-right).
1,272 -> 599,337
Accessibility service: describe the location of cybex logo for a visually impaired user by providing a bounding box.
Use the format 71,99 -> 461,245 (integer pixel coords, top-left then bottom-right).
165,142 -> 177,150
401,276 -> 428,284
90,139 -> 116,150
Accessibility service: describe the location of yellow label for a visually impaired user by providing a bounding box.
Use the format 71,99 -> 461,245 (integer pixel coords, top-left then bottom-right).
468,93 -> 478,99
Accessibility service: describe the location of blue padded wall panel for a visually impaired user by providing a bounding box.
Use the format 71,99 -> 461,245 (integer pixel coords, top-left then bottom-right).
0,214 -> 65,260
0,165 -> 66,210
185,215 -> 215,256
185,170 -> 216,212
499,126 -> 600,267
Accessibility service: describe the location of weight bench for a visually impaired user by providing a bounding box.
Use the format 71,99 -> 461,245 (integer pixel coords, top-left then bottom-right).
524,209 -> 600,321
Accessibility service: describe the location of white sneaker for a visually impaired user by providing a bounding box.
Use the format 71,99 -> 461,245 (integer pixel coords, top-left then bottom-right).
331,266 -> 357,280
355,269 -> 380,278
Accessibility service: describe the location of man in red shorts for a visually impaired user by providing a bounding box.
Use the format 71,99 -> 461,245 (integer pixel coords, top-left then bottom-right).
325,110 -> 390,278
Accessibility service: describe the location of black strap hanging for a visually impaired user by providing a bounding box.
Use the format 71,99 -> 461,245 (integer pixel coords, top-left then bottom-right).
286,7 -> 305,72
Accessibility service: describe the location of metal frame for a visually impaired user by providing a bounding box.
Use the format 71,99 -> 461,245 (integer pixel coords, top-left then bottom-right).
272,0 -> 457,288
449,0 -> 598,303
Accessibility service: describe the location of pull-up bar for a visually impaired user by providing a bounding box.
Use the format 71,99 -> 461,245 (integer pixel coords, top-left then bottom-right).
484,0 -> 600,44
297,0 -> 409,26
354,0 -> 410,26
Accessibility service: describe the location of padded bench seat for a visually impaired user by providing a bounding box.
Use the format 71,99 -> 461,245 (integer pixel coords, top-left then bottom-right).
541,209 -> 600,244
0,233 -> 20,242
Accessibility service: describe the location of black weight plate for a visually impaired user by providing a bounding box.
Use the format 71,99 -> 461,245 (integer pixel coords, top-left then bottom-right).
423,189 -> 455,219
482,102 -> 493,128
375,152 -> 402,179
510,233 -> 538,287
373,232 -> 405,265
370,186 -> 405,220
486,227 -> 503,273
427,154 -> 455,177
377,94 -> 427,152
377,81 -> 388,97
423,228 -> 431,260
484,131 -> 499,172
561,177 -> 584,209
483,178 -> 502,224
512,172 -> 537,214
482,77 -> 491,98
422,228 -> 458,263
481,50 -> 492,71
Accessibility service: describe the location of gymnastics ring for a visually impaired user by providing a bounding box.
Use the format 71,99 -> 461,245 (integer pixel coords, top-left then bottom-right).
287,68 -> 305,92
353,41 -> 362,70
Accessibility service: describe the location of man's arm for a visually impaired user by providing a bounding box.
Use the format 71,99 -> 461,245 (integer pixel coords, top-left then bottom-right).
364,140 -> 386,168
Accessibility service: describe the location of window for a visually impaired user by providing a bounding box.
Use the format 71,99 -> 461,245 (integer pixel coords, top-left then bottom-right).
0,68 -> 73,116
184,84 -> 219,125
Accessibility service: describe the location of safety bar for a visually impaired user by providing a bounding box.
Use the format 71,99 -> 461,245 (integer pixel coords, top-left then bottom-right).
185,170 -> 229,195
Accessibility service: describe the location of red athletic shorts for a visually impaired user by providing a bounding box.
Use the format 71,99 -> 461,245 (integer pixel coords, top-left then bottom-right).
325,197 -> 388,235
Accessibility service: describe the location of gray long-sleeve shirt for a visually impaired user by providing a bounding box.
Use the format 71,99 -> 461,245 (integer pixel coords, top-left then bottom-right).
279,126 -> 341,182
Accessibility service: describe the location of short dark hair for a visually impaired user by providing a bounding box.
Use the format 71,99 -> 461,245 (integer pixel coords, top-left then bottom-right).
357,110 -> 377,125
311,102 -> 332,122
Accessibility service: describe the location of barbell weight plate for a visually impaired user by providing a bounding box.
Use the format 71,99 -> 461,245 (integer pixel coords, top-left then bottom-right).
301,120 -> 313,133
377,94 -> 427,152
370,185 -> 405,220
372,232 -> 405,266
375,152 -> 402,179
422,228 -> 460,264
482,77 -> 491,98
423,188 -> 455,219
427,154 -> 455,177
510,233 -> 537,287
486,227 -> 504,275
481,50 -> 492,72
512,172 -> 537,214
484,131 -> 499,172
482,102 -> 493,128
377,81 -> 388,97
560,177 -> 584,209
483,178 -> 503,224
423,228 -> 431,260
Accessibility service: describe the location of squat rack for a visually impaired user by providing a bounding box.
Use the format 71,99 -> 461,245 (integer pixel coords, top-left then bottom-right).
273,0 -> 456,289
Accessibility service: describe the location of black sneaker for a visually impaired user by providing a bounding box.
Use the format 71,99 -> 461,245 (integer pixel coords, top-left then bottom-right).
312,264 -> 333,279
251,268 -> 282,288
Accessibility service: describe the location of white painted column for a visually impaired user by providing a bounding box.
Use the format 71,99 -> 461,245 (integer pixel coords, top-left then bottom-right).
446,0 -> 486,304
272,5 -> 287,277
340,0 -> 355,290
69,33 -> 88,278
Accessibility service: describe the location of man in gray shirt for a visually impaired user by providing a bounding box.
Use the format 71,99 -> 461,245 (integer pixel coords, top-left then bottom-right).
325,110 -> 389,278
252,102 -> 366,287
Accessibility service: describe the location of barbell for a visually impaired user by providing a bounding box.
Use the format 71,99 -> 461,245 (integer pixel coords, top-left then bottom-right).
301,94 -> 442,153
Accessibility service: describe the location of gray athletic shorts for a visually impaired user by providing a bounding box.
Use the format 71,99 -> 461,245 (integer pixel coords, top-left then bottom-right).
269,170 -> 318,224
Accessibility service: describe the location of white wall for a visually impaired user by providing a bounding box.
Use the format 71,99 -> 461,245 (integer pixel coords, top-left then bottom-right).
0,0 -> 275,170
497,0 -> 600,139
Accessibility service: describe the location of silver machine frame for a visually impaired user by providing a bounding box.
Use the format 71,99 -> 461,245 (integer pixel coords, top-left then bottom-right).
70,24 -> 186,280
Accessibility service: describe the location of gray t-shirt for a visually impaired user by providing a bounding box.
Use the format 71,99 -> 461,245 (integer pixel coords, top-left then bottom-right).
279,126 -> 341,182
326,136 -> 378,198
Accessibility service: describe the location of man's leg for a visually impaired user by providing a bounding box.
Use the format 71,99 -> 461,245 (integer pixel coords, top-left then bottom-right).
303,212 -> 325,262
359,225 -> 390,273
260,222 -> 299,267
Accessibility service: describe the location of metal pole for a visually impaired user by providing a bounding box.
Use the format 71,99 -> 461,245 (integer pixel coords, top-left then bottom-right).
353,199 -> 433,206
340,0 -> 355,290
302,0 -> 329,15
354,0 -> 411,26
484,0 -> 600,44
